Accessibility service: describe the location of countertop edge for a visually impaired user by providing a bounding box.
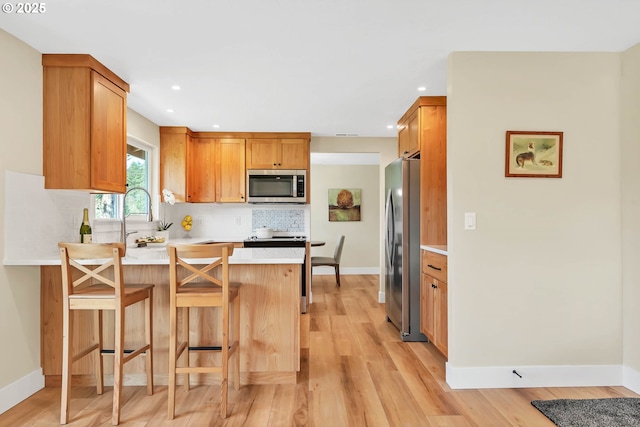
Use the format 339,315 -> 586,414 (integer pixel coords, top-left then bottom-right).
420,245 -> 448,256
3,248 -> 305,266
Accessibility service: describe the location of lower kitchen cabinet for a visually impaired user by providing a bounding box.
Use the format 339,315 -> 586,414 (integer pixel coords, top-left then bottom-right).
420,250 -> 448,357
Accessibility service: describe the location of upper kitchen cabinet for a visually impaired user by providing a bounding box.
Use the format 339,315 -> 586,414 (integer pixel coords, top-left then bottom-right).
187,137 -> 246,203
216,138 -> 246,202
160,127 -> 191,203
246,137 -> 310,170
397,108 -> 420,158
160,127 -> 247,203
397,96 -> 446,160
398,96 -> 447,246
43,54 -> 129,193
187,137 -> 217,203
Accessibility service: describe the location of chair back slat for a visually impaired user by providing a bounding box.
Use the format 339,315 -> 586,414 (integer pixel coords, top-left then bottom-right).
167,243 -> 234,290
59,243 -> 126,298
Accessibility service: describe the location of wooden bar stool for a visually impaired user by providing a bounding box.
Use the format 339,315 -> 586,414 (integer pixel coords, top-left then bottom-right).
58,242 -> 154,425
166,242 -> 241,419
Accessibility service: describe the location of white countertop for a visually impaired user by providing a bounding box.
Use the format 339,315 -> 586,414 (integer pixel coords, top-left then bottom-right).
420,245 -> 448,256
3,238 -> 305,266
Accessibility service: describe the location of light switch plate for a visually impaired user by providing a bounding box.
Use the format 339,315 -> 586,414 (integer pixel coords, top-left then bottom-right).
464,212 -> 476,230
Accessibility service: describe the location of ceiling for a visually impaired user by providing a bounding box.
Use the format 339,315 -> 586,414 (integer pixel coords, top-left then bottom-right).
2,0 -> 640,137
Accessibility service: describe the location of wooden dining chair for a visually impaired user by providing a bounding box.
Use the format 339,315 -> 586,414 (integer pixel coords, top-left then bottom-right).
311,235 -> 345,287
58,242 -> 154,426
166,243 -> 241,420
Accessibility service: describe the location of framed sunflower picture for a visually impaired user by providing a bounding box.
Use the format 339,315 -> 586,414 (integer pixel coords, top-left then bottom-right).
328,188 -> 361,221
505,130 -> 563,178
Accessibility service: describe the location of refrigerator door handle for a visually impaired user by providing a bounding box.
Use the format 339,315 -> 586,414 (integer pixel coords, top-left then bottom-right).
385,189 -> 395,268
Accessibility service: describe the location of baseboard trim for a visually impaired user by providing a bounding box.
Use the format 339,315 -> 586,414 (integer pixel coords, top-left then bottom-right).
378,291 -> 385,303
623,365 -> 640,394
312,266 -> 379,275
0,369 -> 44,415
446,363 -> 623,389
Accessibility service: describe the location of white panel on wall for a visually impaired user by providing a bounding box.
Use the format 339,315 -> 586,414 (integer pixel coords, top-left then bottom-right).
3,170 -> 90,262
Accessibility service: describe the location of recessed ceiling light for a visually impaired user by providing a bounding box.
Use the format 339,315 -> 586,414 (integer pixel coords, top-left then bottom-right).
212,124 -> 220,129
387,125 -> 394,129
417,86 -> 426,92
166,109 -> 174,113
171,85 -> 181,91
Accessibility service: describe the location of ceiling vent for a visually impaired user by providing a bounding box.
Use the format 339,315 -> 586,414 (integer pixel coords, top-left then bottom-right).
335,133 -> 359,137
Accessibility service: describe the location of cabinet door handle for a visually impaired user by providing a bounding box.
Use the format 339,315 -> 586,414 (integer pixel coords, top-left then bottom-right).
427,264 -> 442,271
432,283 -> 437,289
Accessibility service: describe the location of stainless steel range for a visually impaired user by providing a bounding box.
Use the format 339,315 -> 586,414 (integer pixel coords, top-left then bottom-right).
243,236 -> 308,313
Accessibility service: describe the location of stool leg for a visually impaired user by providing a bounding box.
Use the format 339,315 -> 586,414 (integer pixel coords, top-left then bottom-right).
335,265 -> 341,287
233,295 -> 240,391
60,305 -> 72,424
167,298 -> 177,420
221,302 -> 229,418
112,306 -> 124,426
145,291 -> 154,395
183,307 -> 191,391
95,310 -> 104,395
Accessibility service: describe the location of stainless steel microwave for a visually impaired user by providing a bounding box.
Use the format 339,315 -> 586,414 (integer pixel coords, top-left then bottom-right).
247,170 -> 307,203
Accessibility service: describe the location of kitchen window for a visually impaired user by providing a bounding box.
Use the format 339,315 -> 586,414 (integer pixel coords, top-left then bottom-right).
94,138 -> 153,220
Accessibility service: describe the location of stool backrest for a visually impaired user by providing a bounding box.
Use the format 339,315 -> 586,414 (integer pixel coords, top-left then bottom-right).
166,242 -> 235,293
58,242 -> 126,299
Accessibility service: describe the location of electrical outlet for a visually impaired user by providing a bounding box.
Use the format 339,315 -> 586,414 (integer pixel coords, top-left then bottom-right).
235,216 -> 241,226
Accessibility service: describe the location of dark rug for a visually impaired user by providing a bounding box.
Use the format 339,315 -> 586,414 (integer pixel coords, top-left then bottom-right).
531,398 -> 640,427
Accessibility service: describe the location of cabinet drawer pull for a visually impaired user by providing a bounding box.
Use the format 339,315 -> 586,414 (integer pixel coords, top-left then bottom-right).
427,264 -> 442,271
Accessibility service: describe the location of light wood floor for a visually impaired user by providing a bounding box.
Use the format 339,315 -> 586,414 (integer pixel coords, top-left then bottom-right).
1,274 -> 637,426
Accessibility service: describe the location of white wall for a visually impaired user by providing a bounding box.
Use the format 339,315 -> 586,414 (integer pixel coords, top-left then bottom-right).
621,43 -> 640,388
310,164 -> 379,274
0,29 -> 44,409
447,51 -> 623,387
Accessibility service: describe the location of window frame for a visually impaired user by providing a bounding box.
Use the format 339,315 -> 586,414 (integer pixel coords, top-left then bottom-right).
92,135 -> 158,227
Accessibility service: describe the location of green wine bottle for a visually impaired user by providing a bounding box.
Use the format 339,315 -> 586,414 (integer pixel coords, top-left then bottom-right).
79,208 -> 92,243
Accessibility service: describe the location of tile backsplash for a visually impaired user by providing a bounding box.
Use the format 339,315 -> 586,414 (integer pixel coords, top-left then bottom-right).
252,209 -> 305,233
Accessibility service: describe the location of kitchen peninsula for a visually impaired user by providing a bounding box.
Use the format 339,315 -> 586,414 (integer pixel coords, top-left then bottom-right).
14,242 -> 304,387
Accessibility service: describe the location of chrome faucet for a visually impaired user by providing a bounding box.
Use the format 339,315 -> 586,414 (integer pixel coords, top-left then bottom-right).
121,187 -> 154,244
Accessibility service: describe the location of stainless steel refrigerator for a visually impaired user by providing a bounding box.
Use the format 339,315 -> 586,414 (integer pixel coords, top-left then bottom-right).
384,157 -> 427,342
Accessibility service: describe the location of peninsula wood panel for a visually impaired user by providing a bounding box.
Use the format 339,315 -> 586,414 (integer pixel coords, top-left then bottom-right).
41,262 -> 301,386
